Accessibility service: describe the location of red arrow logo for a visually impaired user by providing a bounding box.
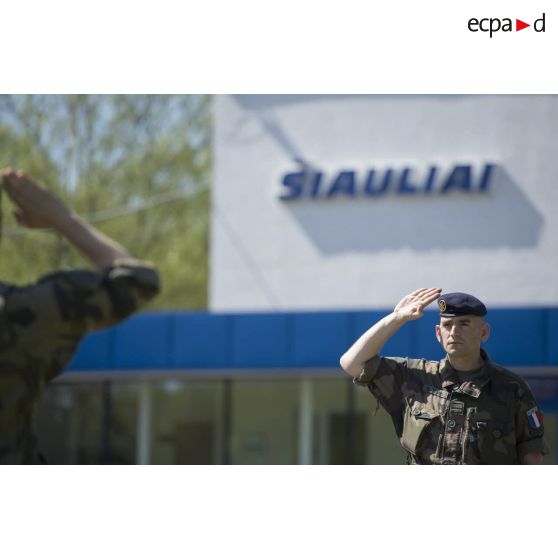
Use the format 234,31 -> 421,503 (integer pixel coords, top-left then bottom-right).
516,19 -> 530,31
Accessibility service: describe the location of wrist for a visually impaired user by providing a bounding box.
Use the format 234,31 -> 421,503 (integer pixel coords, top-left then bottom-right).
50,210 -> 83,234
391,310 -> 410,325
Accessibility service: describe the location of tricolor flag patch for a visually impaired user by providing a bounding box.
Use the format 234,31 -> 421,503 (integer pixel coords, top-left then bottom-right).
527,406 -> 543,429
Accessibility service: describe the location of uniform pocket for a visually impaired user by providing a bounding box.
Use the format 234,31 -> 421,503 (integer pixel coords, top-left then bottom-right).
476,421 -> 517,465
401,401 -> 441,456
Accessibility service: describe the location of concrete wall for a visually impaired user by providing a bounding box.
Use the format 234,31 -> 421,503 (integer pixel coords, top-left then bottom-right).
211,94 -> 558,311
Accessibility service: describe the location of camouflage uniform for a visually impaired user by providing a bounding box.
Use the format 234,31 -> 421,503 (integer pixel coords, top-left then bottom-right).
355,349 -> 548,464
0,258 -> 160,464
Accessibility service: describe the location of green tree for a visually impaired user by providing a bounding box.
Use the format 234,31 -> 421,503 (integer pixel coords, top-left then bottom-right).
0,95 -> 211,309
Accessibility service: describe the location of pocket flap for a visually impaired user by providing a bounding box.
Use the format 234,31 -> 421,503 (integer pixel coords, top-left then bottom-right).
411,401 -> 439,420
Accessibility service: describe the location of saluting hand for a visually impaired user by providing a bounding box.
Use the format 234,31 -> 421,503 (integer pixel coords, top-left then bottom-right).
393,287 -> 442,321
2,167 -> 131,271
1,168 -> 71,230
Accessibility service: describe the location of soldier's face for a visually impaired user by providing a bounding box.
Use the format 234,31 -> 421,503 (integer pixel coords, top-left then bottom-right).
435,315 -> 490,356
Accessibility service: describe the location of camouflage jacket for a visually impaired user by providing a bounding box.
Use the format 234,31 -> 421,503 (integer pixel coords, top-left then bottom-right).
355,349 -> 548,464
0,258 -> 160,464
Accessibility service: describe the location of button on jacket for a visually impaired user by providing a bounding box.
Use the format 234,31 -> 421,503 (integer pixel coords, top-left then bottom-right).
355,349 -> 548,464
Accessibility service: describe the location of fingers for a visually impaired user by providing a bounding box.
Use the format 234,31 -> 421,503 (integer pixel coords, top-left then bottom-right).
2,168 -> 25,196
402,288 -> 441,311
419,288 -> 442,308
2,176 -> 24,205
420,287 -> 442,299
2,168 -> 34,187
1,168 -> 14,189
408,287 -> 429,297
8,174 -> 38,204
1,167 -> 23,182
2,169 -> 48,208
407,287 -> 441,300
399,288 -> 439,305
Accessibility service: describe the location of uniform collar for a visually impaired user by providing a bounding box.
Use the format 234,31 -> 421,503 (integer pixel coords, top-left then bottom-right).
440,348 -> 493,398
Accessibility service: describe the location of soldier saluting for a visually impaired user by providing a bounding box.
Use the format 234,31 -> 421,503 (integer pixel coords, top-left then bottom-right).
0,169 -> 160,464
340,288 -> 548,464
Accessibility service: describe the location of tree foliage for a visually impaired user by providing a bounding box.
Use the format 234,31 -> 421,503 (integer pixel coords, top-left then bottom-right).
0,95 -> 211,309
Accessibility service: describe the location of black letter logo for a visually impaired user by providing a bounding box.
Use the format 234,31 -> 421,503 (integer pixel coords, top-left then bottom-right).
534,13 -> 546,32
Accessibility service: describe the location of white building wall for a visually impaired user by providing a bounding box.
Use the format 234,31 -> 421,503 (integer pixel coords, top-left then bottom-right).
211,95 -> 558,311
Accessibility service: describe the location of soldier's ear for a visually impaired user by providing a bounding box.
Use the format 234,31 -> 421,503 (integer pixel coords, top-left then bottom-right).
435,324 -> 442,343
480,322 -> 490,343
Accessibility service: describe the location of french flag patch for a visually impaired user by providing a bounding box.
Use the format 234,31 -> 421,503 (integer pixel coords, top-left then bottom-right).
527,406 -> 543,429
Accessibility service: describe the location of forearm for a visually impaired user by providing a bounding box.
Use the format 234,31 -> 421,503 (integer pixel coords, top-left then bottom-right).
340,312 -> 407,378
53,212 -> 130,272
2,169 -> 133,271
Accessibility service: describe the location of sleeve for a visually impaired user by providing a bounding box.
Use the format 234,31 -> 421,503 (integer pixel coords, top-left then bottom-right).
515,382 -> 549,461
27,257 -> 161,337
353,355 -> 409,419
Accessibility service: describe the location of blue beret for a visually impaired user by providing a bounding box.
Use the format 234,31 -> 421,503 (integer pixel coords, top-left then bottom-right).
437,292 -> 487,317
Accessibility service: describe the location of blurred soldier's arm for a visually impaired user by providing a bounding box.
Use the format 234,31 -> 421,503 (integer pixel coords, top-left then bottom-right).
339,288 -> 441,378
2,168 -> 130,271
1,169 -> 160,348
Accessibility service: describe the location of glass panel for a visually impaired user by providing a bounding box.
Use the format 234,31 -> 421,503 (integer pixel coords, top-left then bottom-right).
108,383 -> 139,464
311,377 -> 406,464
355,382 -> 408,465
311,378 -> 356,464
36,374 -> 557,466
230,379 -> 299,464
35,382 -> 104,464
150,379 -> 224,464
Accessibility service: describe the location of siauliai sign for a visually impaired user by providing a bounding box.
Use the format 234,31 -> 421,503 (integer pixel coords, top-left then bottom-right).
278,163 -> 496,201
